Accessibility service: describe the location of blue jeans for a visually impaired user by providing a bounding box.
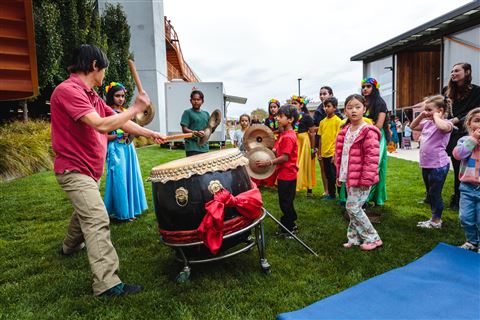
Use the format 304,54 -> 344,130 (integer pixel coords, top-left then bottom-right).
421,164 -> 450,220
459,182 -> 480,245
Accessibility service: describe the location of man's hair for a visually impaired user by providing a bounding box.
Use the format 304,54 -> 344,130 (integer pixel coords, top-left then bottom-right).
324,96 -> 338,108
67,44 -> 109,74
278,104 -> 299,123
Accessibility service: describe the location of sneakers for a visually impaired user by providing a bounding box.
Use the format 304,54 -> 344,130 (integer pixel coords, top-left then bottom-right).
458,242 -> 478,252
343,242 -> 359,248
100,283 -> 143,297
360,239 -> 383,251
59,242 -> 85,256
417,219 -> 442,229
275,225 -> 298,238
417,198 -> 430,205
320,195 -> 335,201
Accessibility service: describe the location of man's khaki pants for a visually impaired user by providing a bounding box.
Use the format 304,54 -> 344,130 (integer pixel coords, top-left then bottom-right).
56,172 -> 122,296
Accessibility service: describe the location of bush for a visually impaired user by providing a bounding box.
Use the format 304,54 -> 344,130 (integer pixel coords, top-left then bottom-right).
0,121 -> 53,181
0,120 -> 156,181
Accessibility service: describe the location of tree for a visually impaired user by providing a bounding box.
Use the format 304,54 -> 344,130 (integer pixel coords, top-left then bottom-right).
33,0 -> 63,93
101,3 -> 134,104
250,108 -> 268,122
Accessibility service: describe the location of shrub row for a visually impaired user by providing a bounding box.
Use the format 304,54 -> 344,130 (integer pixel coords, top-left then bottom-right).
0,121 -> 153,182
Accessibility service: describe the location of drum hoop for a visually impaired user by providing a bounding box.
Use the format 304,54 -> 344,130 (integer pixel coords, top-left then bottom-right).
147,150 -> 249,184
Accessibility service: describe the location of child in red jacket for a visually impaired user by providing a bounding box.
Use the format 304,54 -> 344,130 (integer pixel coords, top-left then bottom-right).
335,94 -> 382,251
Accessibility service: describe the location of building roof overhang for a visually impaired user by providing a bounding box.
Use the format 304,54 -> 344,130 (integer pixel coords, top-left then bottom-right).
351,1 -> 480,62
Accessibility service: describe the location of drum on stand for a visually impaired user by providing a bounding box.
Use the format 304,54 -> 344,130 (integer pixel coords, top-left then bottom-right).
148,149 -> 270,282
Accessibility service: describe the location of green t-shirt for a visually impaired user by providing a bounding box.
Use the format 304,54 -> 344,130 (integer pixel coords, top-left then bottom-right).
180,108 -> 210,153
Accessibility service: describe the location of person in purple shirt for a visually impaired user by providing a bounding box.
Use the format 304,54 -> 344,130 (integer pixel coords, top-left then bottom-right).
410,95 -> 453,229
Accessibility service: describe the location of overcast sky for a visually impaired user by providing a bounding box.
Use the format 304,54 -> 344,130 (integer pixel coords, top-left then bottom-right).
164,0 -> 472,119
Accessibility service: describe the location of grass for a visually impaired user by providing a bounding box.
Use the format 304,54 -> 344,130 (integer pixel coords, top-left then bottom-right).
0,146 -> 465,319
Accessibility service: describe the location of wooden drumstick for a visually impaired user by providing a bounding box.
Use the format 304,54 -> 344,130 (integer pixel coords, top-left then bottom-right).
163,133 -> 193,141
128,59 -> 144,92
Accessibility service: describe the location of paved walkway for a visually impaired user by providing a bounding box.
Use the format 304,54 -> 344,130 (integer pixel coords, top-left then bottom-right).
388,144 -> 454,171
387,146 -> 420,163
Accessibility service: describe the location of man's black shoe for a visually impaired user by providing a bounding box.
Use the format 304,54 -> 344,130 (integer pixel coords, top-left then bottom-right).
101,283 -> 143,297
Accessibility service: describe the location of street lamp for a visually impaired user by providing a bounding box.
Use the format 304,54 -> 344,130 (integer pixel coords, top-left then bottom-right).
297,78 -> 302,96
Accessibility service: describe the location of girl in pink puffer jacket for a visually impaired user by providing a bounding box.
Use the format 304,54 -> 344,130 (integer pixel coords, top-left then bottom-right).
335,94 -> 383,251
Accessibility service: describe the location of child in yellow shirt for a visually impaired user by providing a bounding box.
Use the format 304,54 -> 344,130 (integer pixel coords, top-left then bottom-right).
318,97 -> 343,200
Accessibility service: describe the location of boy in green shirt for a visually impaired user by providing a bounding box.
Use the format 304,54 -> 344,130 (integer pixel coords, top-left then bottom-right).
180,90 -> 210,157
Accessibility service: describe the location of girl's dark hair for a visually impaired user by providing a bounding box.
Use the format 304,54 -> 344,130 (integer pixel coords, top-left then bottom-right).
278,104 -> 299,123
323,96 -> 338,108
239,113 -> 251,123
67,44 -> 109,73
345,94 -> 365,107
190,90 -> 204,101
364,85 -> 383,112
446,62 -> 473,101
341,94 -> 366,128
320,86 -> 333,95
105,86 -> 125,107
363,85 -> 388,134
268,100 -> 280,116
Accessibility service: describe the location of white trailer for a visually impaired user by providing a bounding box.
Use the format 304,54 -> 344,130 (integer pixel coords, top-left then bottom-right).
164,81 -> 246,143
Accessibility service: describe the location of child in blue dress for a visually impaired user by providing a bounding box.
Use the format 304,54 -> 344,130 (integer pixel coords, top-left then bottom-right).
104,82 -> 148,221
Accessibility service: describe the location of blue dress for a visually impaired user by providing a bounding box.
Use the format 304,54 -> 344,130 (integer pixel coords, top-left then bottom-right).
104,128 -> 147,220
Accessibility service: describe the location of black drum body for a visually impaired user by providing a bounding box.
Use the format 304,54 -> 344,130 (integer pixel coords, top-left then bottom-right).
148,149 -> 270,280
152,165 -> 252,231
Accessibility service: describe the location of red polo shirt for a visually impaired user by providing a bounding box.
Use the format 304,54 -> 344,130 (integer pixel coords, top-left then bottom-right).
50,73 -> 115,181
276,129 -> 298,181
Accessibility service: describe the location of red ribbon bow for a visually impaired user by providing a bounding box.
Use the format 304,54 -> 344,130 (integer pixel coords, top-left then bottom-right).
197,186 -> 263,254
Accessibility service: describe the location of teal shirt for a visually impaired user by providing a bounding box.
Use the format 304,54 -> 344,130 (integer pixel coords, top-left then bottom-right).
180,108 -> 210,153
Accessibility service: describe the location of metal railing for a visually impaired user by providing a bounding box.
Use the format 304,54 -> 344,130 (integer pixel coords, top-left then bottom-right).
164,17 -> 200,82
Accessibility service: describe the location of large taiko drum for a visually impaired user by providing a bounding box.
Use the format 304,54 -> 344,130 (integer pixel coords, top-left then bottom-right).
149,149 -> 253,252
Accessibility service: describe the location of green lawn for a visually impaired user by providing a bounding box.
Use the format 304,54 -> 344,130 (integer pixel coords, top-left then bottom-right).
0,146 -> 464,319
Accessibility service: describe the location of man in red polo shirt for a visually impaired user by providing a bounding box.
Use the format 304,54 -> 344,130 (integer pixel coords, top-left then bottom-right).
51,45 -> 165,297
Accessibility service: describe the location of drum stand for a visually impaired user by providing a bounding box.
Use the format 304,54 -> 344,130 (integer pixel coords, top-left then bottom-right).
162,209 -> 271,283
263,209 -> 319,256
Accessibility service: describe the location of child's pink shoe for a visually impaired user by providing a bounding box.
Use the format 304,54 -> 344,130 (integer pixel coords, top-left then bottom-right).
360,240 -> 383,251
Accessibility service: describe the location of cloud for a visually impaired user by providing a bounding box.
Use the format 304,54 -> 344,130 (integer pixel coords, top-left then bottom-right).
164,0 -> 472,118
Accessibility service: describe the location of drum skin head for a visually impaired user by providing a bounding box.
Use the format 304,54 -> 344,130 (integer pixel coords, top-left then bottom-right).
243,124 -> 275,151
245,146 -> 276,179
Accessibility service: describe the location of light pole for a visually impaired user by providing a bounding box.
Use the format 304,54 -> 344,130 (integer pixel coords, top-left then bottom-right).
297,78 -> 302,96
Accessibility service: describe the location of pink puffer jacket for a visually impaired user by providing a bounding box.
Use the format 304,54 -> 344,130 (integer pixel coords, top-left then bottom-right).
335,124 -> 381,187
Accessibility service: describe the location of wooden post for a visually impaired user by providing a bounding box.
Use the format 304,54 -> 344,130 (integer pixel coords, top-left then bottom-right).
21,100 -> 28,121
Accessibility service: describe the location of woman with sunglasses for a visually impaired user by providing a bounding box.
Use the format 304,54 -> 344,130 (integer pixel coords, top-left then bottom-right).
361,78 -> 388,207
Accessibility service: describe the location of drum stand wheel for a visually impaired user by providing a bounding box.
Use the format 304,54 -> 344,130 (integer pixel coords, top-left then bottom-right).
163,210 -> 270,283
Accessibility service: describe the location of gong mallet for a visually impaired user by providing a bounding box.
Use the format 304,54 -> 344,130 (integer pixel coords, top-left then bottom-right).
162,109 -> 222,144
127,59 -> 156,127
263,208 -> 319,256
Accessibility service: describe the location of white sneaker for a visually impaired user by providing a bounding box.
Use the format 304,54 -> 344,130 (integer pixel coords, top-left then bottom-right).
458,242 -> 478,252
417,219 -> 442,229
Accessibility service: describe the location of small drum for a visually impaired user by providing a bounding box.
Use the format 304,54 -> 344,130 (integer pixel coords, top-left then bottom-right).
149,148 -> 251,232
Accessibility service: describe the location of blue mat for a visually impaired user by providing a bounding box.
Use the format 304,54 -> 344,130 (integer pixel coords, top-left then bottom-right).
278,243 -> 480,320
